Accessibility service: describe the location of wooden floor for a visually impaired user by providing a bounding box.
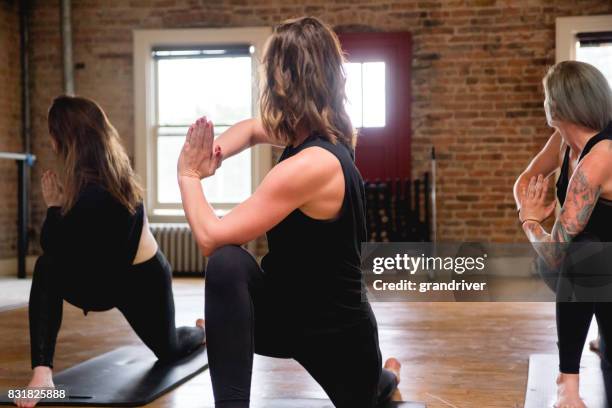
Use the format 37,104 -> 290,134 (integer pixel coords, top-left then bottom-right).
0,278 -> 598,408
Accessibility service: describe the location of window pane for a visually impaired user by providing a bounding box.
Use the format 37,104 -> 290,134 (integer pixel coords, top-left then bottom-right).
157,134 -> 183,204
362,62 -> 386,127
202,139 -> 251,205
343,61 -> 386,129
157,129 -> 251,205
576,42 -> 612,86
157,56 -> 252,126
344,62 -> 363,128
155,53 -> 253,207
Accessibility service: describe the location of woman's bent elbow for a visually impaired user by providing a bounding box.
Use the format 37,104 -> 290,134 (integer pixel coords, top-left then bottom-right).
199,242 -> 216,257
195,234 -> 217,257
201,246 -> 214,257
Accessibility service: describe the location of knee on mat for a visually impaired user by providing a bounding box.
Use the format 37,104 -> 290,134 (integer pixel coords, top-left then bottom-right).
205,245 -> 254,289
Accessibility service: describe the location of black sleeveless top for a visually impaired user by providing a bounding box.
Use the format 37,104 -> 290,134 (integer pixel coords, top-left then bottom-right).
556,121 -> 612,241
40,183 -> 144,283
260,134 -> 371,332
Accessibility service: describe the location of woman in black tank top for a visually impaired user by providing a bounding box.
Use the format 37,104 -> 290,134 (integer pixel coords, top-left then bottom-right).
178,17 -> 399,407
516,61 -> 612,407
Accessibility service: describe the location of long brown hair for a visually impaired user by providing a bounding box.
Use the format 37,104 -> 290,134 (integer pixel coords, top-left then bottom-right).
260,16 -> 356,147
48,95 -> 143,214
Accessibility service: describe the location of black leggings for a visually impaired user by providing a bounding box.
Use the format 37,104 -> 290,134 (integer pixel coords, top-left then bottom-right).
545,233 -> 612,374
557,302 -> 612,373
29,250 -> 204,368
205,245 -> 398,408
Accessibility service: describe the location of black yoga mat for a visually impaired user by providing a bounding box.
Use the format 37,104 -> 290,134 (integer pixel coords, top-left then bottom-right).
0,345 -> 208,406
524,353 -> 607,408
249,399 -> 425,407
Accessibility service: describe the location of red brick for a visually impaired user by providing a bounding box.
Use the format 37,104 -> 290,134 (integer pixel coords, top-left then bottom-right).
0,1 -> 22,258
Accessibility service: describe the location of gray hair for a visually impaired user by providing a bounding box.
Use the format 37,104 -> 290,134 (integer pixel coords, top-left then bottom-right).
543,61 -> 612,131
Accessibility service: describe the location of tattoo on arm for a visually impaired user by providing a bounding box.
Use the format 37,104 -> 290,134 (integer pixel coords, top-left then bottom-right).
552,168 -> 601,242
524,166 -> 601,269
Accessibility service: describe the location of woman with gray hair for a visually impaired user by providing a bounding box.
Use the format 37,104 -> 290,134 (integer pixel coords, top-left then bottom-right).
514,60 -> 612,408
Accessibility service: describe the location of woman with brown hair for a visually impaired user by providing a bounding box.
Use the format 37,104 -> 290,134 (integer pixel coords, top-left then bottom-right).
18,96 -> 205,408
178,17 -> 400,408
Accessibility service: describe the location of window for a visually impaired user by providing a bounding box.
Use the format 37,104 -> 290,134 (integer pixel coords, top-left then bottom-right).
344,61 -> 386,128
134,28 -> 272,220
575,32 -> 612,85
556,16 -> 612,74
154,47 -> 252,205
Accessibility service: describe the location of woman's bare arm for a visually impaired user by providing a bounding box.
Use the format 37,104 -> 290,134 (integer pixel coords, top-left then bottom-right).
180,150 -> 338,255
213,118 -> 280,161
514,131 -> 562,210
521,147 -> 609,268
178,118 -> 341,256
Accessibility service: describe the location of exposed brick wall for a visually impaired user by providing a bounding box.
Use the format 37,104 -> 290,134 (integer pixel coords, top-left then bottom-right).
27,0 -> 612,246
0,0 -> 22,259
28,2 -> 62,253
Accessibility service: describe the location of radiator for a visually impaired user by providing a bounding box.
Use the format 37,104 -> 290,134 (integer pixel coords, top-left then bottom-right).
149,223 -> 205,276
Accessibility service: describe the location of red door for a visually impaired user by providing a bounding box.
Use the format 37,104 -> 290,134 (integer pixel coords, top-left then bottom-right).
337,32 -> 412,181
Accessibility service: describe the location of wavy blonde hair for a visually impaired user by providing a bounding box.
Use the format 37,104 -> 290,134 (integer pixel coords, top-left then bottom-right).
260,16 -> 356,147
48,95 -> 143,214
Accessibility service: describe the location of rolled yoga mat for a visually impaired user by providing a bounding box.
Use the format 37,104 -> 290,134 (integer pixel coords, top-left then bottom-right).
524,353 -> 608,408
0,345 -> 208,406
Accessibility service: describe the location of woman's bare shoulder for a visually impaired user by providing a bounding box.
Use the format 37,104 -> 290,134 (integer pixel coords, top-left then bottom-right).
263,146 -> 342,194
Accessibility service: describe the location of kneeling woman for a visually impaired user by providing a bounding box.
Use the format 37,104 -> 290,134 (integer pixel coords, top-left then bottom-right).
18,96 -> 204,408
178,17 -> 399,408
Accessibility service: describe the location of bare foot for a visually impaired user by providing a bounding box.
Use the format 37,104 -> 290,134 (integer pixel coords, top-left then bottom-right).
555,373 -> 586,408
15,367 -> 55,408
196,319 -> 206,344
384,357 -> 401,385
589,336 -> 600,356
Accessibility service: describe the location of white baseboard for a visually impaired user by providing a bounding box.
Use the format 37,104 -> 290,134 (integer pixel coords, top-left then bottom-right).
0,256 -> 37,278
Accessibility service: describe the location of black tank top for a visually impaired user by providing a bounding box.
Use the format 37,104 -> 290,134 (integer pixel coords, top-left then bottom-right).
556,121 -> 612,241
261,134 -> 371,332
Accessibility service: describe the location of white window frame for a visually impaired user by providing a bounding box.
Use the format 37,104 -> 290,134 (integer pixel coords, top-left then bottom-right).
554,15 -> 612,218
556,15 -> 612,63
133,27 -> 272,222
